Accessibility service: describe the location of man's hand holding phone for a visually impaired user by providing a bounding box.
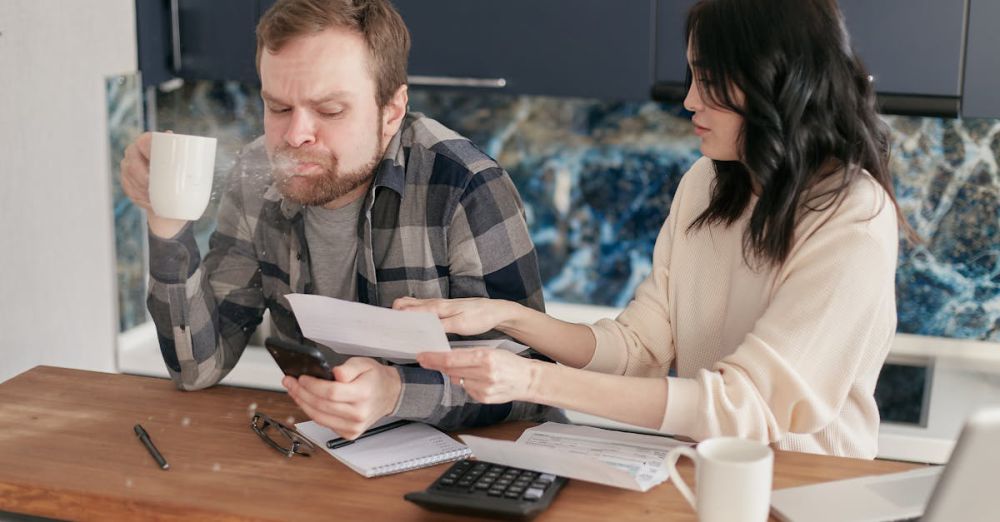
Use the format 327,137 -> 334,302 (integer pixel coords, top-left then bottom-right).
265,337 -> 404,438
282,357 -> 403,440
264,337 -> 336,381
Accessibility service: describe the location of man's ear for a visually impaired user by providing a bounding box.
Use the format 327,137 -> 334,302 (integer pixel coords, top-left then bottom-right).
381,84 -> 408,141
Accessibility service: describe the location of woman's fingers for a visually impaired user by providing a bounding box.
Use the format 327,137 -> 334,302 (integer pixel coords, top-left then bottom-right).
417,349 -> 490,372
392,296 -> 443,313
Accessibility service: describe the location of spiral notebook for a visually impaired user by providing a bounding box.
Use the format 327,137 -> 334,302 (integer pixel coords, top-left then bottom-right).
295,420 -> 471,478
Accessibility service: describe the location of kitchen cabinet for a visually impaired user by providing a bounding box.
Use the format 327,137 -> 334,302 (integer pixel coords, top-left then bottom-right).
651,0 -> 695,103
839,0 -> 967,115
393,0 -> 655,101
135,0 -> 174,88
138,0 -> 997,118
136,0 -> 261,87
140,0 -> 656,101
173,0 -> 259,83
651,0 -> 970,117
961,0 -> 1000,119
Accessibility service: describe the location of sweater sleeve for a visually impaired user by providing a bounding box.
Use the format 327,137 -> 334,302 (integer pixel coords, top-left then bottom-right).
660,181 -> 899,444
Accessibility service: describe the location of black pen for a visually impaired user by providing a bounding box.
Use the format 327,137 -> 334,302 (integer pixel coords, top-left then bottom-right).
327,420 -> 412,449
134,423 -> 170,470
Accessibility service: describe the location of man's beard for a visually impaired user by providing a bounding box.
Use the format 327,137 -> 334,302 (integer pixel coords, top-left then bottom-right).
271,135 -> 381,207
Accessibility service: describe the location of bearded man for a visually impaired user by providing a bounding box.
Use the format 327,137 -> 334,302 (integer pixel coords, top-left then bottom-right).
120,0 -> 551,438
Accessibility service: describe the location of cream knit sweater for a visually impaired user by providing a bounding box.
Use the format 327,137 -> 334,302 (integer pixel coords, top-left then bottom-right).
585,157 -> 899,458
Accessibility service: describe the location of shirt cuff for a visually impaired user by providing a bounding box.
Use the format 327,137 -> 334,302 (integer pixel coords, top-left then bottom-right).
660,376 -> 701,436
390,365 -> 446,420
581,320 -> 629,374
148,223 -> 199,284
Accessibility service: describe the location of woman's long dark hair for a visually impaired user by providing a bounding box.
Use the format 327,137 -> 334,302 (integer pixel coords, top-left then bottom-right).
685,0 -> 912,267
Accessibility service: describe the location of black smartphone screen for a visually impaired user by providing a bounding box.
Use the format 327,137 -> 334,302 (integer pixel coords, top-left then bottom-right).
264,337 -> 335,380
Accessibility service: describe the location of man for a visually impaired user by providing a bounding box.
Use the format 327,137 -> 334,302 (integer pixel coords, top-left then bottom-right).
120,0 -> 552,439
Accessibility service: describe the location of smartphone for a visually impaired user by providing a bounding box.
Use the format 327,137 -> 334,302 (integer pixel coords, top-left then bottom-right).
264,337 -> 335,380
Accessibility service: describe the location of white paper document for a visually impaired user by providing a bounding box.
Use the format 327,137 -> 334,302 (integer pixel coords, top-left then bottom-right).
287,293 -> 531,360
460,422 -> 690,492
287,293 -> 451,359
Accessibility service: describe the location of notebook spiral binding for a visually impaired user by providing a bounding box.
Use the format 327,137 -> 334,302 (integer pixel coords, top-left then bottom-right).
371,448 -> 472,476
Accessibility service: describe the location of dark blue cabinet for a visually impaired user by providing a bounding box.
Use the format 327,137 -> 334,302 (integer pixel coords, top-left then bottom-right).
393,0 -> 655,101
839,0 -> 967,115
135,0 -> 175,88
137,0 -> 997,117
962,0 -> 1000,119
136,0 -> 261,87
651,0 -> 970,116
651,0 -> 695,102
174,0 -> 259,83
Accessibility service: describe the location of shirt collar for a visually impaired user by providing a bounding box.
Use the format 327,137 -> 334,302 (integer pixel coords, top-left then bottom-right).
370,117 -> 407,198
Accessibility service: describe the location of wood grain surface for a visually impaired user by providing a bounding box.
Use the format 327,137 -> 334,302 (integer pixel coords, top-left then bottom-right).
0,366 -> 920,521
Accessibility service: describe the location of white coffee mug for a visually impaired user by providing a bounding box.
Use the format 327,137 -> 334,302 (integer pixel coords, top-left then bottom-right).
148,131 -> 217,220
666,437 -> 774,522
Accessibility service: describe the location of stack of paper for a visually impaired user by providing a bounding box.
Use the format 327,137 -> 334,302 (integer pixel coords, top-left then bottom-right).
461,422 -> 691,492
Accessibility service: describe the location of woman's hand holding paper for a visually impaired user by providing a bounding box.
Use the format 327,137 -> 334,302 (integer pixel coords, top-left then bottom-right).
416,348 -> 541,404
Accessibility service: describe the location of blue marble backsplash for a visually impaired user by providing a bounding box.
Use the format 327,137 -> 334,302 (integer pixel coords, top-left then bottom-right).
110,81 -> 1000,344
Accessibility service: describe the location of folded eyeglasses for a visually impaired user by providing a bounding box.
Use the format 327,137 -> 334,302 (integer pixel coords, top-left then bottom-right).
251,412 -> 317,458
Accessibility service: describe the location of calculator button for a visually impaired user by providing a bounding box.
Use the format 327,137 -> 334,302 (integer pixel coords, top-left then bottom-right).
538,473 -> 556,482
523,487 -> 544,501
439,477 -> 456,486
504,490 -> 522,499
531,480 -> 551,490
508,486 -> 525,495
487,488 -> 505,496
474,481 -> 491,490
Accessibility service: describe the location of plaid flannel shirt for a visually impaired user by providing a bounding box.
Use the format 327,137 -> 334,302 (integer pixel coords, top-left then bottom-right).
147,113 -> 556,429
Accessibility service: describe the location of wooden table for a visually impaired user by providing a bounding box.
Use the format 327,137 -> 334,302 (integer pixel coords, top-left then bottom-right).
0,366 -> 920,521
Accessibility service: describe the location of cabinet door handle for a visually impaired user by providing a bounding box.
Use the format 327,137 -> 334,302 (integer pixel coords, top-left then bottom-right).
407,76 -> 508,89
169,0 -> 183,73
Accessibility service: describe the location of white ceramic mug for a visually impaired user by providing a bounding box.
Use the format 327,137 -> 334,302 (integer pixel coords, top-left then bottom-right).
148,131 -> 217,220
666,437 -> 774,522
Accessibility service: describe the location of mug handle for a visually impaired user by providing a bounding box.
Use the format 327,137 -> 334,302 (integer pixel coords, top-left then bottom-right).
665,446 -> 699,509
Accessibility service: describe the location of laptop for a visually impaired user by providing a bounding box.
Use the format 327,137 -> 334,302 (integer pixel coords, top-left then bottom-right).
770,407 -> 1000,522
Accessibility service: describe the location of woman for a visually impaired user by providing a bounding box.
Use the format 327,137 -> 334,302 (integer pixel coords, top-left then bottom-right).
395,0 -> 909,458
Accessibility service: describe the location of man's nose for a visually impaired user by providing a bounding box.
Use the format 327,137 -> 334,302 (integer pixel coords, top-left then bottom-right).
284,109 -> 316,148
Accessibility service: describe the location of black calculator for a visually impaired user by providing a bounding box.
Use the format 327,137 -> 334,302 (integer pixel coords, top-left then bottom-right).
404,459 -> 567,519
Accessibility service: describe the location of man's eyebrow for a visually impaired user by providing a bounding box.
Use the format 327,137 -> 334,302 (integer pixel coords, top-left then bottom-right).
260,91 -> 286,105
260,91 -> 352,106
307,91 -> 352,105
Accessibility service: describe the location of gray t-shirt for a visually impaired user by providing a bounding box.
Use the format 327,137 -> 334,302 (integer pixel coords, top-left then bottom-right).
304,196 -> 365,300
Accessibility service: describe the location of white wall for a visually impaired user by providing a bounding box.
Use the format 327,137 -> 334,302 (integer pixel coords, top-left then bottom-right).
0,0 -> 137,382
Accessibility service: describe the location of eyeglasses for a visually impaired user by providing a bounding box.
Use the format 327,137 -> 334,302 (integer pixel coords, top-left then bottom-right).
251,412 -> 317,458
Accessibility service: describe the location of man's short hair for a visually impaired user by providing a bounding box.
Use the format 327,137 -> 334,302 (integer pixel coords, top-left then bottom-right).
256,0 -> 411,107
